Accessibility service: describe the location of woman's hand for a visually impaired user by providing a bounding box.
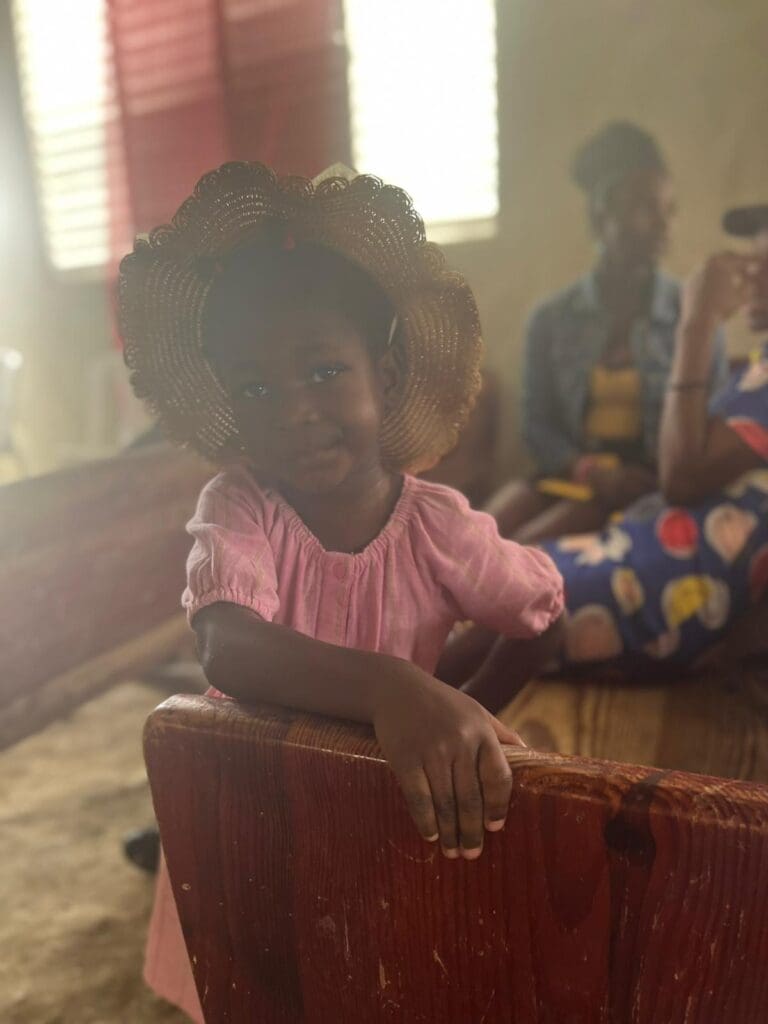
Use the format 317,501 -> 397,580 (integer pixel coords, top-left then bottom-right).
583,463 -> 656,511
372,668 -> 523,860
681,251 -> 760,330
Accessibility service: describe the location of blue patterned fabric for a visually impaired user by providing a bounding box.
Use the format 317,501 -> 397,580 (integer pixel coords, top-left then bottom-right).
543,346 -> 768,663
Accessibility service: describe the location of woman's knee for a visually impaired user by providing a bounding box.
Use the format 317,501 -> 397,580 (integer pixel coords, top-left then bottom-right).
562,605 -> 624,662
486,479 -> 548,536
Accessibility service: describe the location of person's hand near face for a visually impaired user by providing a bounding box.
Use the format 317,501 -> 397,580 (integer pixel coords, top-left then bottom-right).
676,251 -> 762,385
659,232 -> 768,506
681,251 -> 761,332
746,230 -> 768,333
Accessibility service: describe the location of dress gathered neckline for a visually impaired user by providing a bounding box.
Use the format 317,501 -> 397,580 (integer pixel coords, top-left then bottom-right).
265,473 -> 413,561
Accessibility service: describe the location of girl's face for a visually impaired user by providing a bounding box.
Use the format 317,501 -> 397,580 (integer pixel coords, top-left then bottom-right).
214,305 -> 394,495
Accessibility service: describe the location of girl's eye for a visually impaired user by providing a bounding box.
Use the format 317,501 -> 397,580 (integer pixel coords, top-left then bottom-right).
310,365 -> 345,384
239,381 -> 269,400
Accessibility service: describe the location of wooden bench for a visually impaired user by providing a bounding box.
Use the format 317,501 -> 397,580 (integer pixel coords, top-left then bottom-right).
145,694 -> 768,1023
502,663 -> 768,782
0,443 -> 210,749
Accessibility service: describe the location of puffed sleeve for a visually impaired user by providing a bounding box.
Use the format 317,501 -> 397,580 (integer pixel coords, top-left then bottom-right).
182,472 -> 280,624
421,486 -> 564,637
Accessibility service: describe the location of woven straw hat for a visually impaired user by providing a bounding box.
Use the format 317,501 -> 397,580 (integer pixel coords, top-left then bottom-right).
119,161 -> 482,473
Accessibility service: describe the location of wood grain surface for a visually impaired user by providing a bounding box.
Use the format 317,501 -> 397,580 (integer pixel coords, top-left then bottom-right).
0,444 -> 210,746
501,665 -> 768,782
146,695 -> 768,1023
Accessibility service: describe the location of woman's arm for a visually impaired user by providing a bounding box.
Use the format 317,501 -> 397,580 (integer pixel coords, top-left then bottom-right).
709,323 -> 730,393
658,252 -> 763,505
194,603 -> 520,859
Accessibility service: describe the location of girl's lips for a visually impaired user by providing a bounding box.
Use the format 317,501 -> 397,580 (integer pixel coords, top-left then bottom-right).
290,441 -> 342,465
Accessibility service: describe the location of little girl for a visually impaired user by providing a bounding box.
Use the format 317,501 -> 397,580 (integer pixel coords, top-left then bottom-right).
120,161 -> 563,1020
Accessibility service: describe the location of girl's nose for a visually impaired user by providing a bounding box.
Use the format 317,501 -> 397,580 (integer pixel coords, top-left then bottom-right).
274,383 -> 319,429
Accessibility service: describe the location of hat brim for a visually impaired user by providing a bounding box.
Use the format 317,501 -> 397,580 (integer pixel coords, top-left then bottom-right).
119,162 -> 482,473
722,204 -> 768,237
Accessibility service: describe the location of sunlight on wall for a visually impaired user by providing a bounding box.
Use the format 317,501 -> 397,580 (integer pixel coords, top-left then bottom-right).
343,0 -> 498,237
12,0 -> 110,271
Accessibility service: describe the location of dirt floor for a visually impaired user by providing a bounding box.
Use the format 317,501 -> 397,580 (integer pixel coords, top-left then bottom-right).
0,681 -> 189,1023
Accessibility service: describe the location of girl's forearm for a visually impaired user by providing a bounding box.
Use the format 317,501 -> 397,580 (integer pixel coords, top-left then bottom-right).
194,603 -> 418,722
193,607 -> 522,859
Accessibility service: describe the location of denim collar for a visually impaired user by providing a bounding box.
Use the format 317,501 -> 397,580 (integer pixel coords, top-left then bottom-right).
574,270 -> 678,326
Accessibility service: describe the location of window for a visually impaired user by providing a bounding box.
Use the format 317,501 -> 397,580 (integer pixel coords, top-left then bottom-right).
13,0 -> 499,272
343,0 -> 498,243
12,0 -> 112,272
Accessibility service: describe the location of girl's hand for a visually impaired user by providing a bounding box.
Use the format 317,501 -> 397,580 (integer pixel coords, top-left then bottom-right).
372,669 -> 523,859
681,251 -> 760,329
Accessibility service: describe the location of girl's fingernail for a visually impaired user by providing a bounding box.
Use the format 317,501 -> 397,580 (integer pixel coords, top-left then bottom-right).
461,846 -> 482,861
485,818 -> 506,832
442,846 -> 460,859
424,833 -> 439,843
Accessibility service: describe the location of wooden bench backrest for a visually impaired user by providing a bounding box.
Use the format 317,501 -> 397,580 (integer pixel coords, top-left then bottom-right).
0,444 -> 210,747
145,694 -> 768,1023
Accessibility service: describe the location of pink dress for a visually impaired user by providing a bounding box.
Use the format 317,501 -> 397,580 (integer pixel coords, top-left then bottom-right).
145,467 -> 564,1020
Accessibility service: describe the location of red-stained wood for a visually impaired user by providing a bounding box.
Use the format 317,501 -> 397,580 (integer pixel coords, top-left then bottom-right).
0,443 -> 211,746
145,694 -> 768,1023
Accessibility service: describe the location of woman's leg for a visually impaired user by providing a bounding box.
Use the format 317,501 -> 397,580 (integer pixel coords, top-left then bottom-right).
460,618 -> 565,714
435,624 -> 498,687
485,479 -> 554,538
513,498 -> 609,545
437,615 -> 566,709
486,479 -> 610,544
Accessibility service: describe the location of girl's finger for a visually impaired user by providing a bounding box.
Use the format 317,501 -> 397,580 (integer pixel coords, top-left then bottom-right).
479,738 -> 514,833
397,765 -> 439,843
452,753 -> 485,859
424,761 -> 460,858
491,715 -> 527,747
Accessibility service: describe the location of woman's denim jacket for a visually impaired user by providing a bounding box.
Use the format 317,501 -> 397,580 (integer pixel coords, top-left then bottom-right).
521,271 -> 728,475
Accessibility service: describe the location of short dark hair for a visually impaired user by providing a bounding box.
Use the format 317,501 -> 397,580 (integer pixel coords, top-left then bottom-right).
571,121 -> 667,225
201,229 -> 395,358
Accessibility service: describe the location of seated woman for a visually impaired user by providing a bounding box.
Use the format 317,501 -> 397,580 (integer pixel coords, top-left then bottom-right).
446,211 -> 768,713
489,122 -> 727,544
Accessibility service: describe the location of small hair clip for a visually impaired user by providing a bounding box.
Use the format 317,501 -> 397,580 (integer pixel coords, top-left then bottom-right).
386,315 -> 399,348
